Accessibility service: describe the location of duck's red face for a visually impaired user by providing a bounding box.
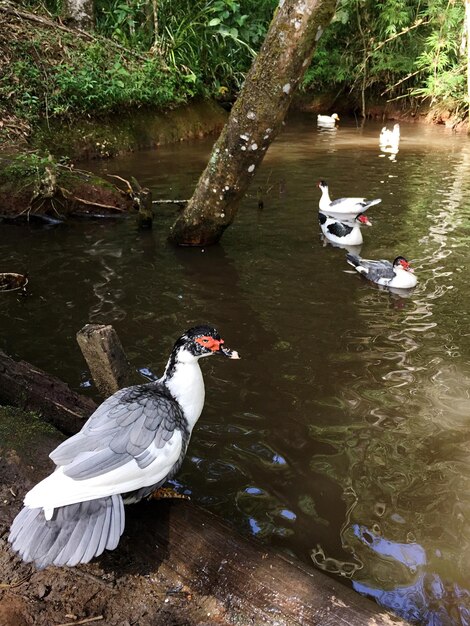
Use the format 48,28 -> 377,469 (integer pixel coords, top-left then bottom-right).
357,214 -> 372,226
194,334 -> 240,359
399,259 -> 414,272
195,335 -> 224,352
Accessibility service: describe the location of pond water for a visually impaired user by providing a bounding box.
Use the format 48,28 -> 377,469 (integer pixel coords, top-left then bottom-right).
2,114 -> 470,624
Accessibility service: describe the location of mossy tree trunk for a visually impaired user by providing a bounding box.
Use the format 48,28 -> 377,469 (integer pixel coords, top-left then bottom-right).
466,0 -> 470,133
169,0 -> 337,246
63,0 -> 94,30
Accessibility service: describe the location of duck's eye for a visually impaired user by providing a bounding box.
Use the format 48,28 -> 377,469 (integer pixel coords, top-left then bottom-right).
201,338 -> 209,344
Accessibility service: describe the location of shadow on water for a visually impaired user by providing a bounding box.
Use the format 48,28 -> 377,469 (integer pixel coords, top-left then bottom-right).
2,115 -> 470,624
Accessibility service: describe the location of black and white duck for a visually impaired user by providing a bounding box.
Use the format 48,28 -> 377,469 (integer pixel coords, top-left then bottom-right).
346,254 -> 417,289
319,211 -> 371,247
9,325 -> 240,569
318,180 -> 382,221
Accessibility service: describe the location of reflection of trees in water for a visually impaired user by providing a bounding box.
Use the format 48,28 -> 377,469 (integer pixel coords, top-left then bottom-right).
85,240 -> 127,323
308,146 -> 470,624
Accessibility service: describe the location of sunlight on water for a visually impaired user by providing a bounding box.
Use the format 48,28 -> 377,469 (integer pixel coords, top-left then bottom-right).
1,115 -> 470,624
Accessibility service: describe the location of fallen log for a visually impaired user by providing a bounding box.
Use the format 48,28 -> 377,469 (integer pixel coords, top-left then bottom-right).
0,405 -> 408,626
0,349 -> 95,435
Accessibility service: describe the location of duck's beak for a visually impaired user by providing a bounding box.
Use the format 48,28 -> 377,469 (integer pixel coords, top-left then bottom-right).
219,343 -> 240,359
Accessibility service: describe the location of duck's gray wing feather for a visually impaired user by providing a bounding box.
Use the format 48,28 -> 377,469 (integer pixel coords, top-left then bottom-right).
49,383 -> 187,480
330,197 -> 365,207
361,259 -> 395,281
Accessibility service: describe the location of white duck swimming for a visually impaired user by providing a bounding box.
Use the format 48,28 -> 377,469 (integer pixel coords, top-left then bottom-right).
346,254 -> 417,289
379,123 -> 400,148
318,180 -> 381,220
317,113 -> 340,127
9,325 -> 240,569
319,212 -> 371,247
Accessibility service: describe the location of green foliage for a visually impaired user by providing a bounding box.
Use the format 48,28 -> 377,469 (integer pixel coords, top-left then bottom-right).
304,0 -> 467,118
304,0 -> 424,99
411,0 -> 467,117
1,31 -> 186,125
8,0 -> 470,124
0,152 -> 59,184
94,0 -> 277,95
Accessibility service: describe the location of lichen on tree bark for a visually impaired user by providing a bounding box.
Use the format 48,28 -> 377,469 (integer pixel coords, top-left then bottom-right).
63,0 -> 94,30
169,0 -> 337,246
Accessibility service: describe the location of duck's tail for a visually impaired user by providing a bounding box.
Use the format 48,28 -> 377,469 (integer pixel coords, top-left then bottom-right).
9,495 -> 125,569
363,198 -> 381,210
346,253 -> 361,268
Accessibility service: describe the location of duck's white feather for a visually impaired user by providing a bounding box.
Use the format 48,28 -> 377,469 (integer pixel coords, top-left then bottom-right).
25,431 -> 184,509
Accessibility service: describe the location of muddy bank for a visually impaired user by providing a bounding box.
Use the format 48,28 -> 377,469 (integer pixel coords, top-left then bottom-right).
293,91 -> 470,130
34,101 -> 228,162
0,99 -> 227,220
0,155 -> 142,221
293,91 -> 425,122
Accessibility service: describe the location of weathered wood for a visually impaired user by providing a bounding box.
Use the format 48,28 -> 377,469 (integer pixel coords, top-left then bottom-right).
152,199 -> 189,207
0,349 -> 95,435
169,0 -> 337,245
135,187 -> 154,229
76,324 -> 133,397
0,407 -> 409,626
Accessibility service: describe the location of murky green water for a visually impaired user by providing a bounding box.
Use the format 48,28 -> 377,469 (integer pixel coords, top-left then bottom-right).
2,114 -> 470,624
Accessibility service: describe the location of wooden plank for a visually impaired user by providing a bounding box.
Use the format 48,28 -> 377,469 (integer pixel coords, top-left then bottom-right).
124,499 -> 407,626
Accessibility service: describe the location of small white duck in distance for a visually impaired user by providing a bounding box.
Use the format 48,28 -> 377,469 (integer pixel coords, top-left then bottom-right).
318,180 -> 381,220
9,325 -> 240,569
317,113 -> 340,126
346,254 -> 417,289
319,211 -> 371,247
379,123 -> 400,148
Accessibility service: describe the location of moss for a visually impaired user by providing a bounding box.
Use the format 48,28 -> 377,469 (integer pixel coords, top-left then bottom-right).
0,405 -> 63,456
0,152 -> 135,218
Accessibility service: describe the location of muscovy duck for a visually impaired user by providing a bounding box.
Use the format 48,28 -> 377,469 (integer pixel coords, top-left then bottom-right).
346,254 -> 417,289
317,113 -> 340,126
318,180 -> 381,220
9,325 -> 240,569
319,212 -> 371,246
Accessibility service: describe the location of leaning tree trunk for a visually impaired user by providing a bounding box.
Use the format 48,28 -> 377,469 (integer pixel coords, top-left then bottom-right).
466,0 -> 470,133
63,0 -> 94,30
169,0 -> 337,246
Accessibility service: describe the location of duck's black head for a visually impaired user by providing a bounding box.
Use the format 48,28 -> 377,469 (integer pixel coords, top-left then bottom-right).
173,325 -> 240,360
393,256 -> 413,272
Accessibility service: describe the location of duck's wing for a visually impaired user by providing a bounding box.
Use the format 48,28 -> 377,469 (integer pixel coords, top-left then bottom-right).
25,383 -> 188,510
49,383 -> 186,478
359,259 -> 395,282
326,220 -> 354,238
330,197 -> 366,209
